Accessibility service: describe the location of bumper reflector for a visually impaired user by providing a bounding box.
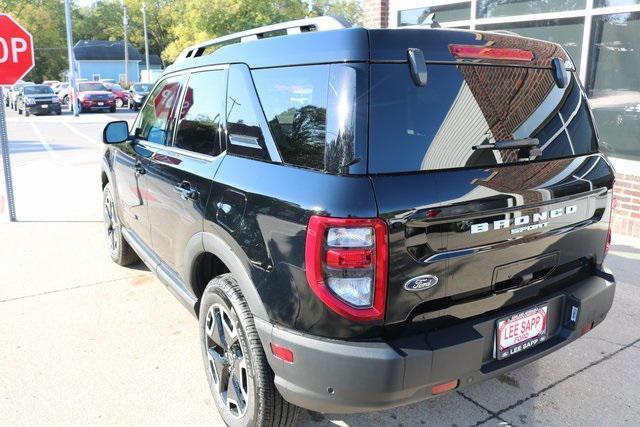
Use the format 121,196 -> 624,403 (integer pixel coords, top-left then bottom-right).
270,343 -> 294,364
431,379 -> 459,395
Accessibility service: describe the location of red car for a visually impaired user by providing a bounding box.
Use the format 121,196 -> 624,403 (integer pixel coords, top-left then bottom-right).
68,81 -> 116,113
102,82 -> 129,109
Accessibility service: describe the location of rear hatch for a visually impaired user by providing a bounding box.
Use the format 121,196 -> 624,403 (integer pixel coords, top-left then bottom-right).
366,29 -> 614,327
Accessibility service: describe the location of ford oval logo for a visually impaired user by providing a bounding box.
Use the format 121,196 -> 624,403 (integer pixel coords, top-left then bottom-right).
404,275 -> 439,292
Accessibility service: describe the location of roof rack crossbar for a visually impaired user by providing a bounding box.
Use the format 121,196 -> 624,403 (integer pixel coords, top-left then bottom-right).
177,16 -> 350,62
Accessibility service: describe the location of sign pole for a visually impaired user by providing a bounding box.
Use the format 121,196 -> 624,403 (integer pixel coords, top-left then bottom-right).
0,86 -> 16,222
64,0 -> 78,117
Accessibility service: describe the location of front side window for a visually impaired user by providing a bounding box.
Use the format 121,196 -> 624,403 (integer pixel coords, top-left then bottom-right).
79,82 -> 107,92
136,75 -> 184,145
23,86 -> 53,95
253,65 -> 329,170
175,69 -> 226,156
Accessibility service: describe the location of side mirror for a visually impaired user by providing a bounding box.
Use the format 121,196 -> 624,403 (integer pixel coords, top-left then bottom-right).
103,120 -> 130,144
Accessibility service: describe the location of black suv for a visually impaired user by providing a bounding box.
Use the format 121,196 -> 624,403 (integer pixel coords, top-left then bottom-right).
101,17 -> 616,426
17,84 -> 62,116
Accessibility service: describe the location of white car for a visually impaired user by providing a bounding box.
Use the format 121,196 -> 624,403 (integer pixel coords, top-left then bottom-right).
8,82 -> 34,110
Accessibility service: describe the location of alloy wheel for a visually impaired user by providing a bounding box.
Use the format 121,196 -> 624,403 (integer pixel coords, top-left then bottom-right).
103,191 -> 119,254
205,303 -> 250,419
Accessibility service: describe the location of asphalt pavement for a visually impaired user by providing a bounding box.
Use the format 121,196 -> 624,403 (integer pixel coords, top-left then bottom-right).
1,106 -> 639,426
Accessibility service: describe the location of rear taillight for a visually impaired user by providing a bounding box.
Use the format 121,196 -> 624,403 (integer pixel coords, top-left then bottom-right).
305,216 -> 388,322
449,44 -> 534,62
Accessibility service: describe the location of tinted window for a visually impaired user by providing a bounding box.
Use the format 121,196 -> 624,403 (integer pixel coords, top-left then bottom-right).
175,70 -> 225,156
23,86 -> 53,95
369,63 -> 597,173
136,76 -> 183,145
253,65 -> 329,170
226,64 -> 269,161
133,84 -> 152,92
79,82 -> 107,92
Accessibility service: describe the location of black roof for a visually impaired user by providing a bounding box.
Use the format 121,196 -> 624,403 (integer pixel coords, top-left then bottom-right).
163,27 -> 565,74
74,40 -> 142,61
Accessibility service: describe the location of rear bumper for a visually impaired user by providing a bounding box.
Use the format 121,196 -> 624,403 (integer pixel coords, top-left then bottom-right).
256,270 -> 615,414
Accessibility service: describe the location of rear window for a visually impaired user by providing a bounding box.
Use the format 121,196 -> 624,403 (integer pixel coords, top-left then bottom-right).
369,63 -> 598,173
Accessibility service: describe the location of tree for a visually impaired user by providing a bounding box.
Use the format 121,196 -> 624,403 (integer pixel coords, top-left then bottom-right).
309,0 -> 362,26
162,0 -> 309,63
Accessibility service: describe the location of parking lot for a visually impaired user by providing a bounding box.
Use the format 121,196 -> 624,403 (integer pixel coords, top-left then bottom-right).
1,107 -> 639,426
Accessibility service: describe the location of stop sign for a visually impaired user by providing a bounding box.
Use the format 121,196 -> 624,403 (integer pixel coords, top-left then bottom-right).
0,14 -> 34,85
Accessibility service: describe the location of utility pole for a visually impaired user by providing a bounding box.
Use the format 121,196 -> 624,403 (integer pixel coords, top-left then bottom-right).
64,0 -> 78,116
141,2 -> 150,79
122,1 -> 129,85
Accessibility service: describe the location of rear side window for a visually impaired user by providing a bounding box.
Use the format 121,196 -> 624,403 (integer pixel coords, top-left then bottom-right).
136,75 -> 184,145
252,65 -> 329,170
369,64 -> 598,173
226,64 -> 269,161
175,69 -> 225,156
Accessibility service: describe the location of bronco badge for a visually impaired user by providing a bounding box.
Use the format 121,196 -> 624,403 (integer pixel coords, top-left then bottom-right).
404,275 -> 439,292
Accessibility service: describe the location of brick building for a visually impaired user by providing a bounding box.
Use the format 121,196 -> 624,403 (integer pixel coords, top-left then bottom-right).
361,0 -> 640,237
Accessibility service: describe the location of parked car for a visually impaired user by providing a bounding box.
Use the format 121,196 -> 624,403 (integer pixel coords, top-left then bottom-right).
2,85 -> 11,107
8,82 -> 34,110
100,18 -> 616,427
103,82 -> 129,108
16,84 -> 61,116
53,82 -> 69,104
100,78 -> 117,84
69,81 -> 116,113
127,83 -> 153,111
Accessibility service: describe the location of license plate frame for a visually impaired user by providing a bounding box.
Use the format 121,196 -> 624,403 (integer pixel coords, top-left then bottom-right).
494,304 -> 548,360
41,104 -> 48,108
98,102 -> 104,106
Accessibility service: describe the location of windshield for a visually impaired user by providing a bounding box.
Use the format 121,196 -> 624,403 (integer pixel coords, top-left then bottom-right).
79,82 -> 107,92
369,64 -> 598,173
23,86 -> 54,95
133,84 -> 152,92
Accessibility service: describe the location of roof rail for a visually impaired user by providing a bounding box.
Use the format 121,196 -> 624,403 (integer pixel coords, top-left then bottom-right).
176,16 -> 351,62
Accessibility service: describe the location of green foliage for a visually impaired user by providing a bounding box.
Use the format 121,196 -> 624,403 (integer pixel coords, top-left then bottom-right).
1,0 -> 363,82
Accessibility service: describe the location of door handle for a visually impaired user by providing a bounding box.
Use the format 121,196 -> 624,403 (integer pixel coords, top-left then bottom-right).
135,162 -> 145,176
174,182 -> 199,201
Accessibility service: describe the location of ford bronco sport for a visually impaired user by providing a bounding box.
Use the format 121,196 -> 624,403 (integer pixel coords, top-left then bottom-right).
101,16 -> 616,426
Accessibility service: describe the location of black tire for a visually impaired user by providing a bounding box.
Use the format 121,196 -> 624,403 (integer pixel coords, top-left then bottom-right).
110,106 -> 116,113
199,274 -> 299,427
102,182 -> 139,266
25,109 -> 29,117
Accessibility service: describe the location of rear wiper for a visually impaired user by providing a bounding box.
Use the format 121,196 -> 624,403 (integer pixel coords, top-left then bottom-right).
473,137 -> 539,150
473,138 -> 542,160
